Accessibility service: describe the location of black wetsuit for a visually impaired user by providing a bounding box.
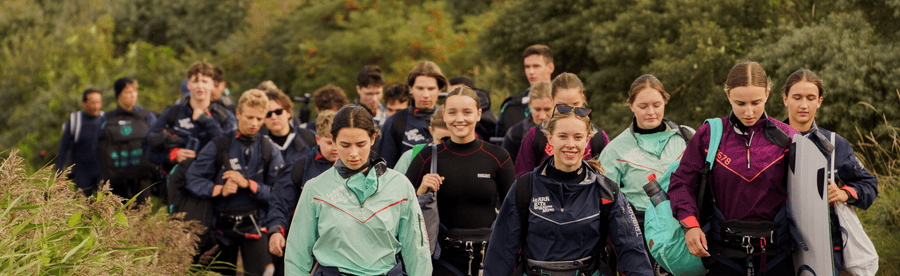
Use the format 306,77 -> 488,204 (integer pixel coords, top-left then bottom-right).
406,138 -> 516,275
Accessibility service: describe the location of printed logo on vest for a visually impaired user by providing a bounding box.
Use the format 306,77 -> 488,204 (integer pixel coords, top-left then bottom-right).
120,125 -> 133,137
178,118 -> 194,130
477,173 -> 490,178
532,196 -> 554,213
405,129 -> 425,142
325,185 -> 351,204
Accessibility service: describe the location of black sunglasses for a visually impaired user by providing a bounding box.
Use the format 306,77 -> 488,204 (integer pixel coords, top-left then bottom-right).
266,109 -> 284,118
555,104 -> 591,117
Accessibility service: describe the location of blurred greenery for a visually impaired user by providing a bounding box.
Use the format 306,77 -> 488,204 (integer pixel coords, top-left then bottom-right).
0,0 -> 899,274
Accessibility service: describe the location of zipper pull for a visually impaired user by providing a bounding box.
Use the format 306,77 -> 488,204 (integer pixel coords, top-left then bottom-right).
747,148 -> 751,170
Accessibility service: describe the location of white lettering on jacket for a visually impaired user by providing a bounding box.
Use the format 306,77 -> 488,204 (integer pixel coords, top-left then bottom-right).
405,129 -> 425,142
178,117 -> 194,130
532,196 -> 554,213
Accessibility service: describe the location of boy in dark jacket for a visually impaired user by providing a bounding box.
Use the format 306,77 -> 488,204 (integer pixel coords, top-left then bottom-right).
377,61 -> 447,167
186,89 -> 289,276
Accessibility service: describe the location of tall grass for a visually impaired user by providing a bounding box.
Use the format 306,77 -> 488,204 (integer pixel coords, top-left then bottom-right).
0,150 -> 207,275
852,99 -> 900,275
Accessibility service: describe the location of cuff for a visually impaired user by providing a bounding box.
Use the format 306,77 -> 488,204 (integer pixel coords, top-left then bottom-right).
269,225 -> 286,237
680,216 -> 700,229
212,185 -> 223,197
249,180 -> 258,193
841,186 -> 859,203
169,148 -> 181,162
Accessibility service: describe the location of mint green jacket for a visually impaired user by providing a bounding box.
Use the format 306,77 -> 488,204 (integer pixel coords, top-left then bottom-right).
598,120 -> 689,211
285,161 -> 432,275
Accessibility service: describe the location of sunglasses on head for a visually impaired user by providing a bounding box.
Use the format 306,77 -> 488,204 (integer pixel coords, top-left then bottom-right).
555,104 -> 591,117
266,109 -> 284,118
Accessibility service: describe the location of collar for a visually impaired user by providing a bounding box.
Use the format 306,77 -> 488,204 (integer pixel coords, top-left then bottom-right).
536,157 -> 601,186
114,106 -> 139,115
630,117 -> 676,135
354,100 -> 378,116
729,112 -> 791,148
410,105 -> 436,118
235,131 -> 258,146
784,119 -> 834,154
335,157 -> 387,179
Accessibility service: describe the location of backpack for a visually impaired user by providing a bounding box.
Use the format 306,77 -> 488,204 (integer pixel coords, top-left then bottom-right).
167,135 -> 274,252
641,118 -> 722,276
512,172 -> 617,276
99,109 -> 156,181
392,108 -> 409,146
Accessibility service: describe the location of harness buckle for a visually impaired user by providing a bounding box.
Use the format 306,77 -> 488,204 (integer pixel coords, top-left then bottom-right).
742,236 -> 754,254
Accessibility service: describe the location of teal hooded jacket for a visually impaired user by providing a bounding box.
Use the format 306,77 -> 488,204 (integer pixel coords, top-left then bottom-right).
285,158 -> 432,275
598,119 -> 691,212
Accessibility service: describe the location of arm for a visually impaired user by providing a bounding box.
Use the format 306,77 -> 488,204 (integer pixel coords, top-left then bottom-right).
267,163 -> 295,234
482,182 -> 522,275
397,175 -> 433,275
514,127 -> 538,178
404,148 -> 429,190
55,120 -> 73,176
195,111 -> 225,141
285,181 -> 319,274
496,150 -> 516,206
668,123 -> 710,228
598,147 -> 623,188
607,192 -> 653,276
394,148 -> 415,175
185,141 -> 221,198
501,131 -> 519,164
143,106 -> 177,165
834,135 -> 878,209
251,147 -> 286,203
377,116 -> 400,168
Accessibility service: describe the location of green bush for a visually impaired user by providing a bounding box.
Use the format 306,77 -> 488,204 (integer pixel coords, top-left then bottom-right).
0,151 -> 206,275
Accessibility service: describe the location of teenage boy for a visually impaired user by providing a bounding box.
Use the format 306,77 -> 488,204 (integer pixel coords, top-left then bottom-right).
383,83 -> 410,119
56,88 -> 105,196
355,65 -> 388,127
495,44 -> 555,137
143,61 -> 237,174
298,84 -> 349,134
99,78 -> 158,204
186,89 -> 288,276
377,61 -> 446,167
211,66 -> 237,113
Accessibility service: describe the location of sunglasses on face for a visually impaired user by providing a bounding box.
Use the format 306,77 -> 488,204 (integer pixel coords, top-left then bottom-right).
555,104 -> 592,117
266,109 -> 284,118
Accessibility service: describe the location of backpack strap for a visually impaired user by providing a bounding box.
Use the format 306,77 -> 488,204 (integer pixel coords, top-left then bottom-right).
698,118 -> 724,227
593,177 -> 619,275
212,136 -> 233,171
166,105 -> 179,126
532,125 -> 547,162
296,128 -> 317,150
70,111 -> 82,143
588,126 -> 607,158
393,109 -> 408,144
260,136 -> 274,182
291,159 -> 306,188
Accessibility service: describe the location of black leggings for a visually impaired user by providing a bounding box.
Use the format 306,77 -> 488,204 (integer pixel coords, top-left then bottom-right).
214,235 -> 272,276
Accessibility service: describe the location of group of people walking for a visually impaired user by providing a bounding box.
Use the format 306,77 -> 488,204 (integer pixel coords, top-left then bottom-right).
55,43 -> 878,276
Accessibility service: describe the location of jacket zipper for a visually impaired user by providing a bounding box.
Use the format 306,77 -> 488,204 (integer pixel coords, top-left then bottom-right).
745,131 -> 754,170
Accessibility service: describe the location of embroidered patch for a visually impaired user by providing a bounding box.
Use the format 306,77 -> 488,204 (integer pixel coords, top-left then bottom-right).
477,173 -> 490,178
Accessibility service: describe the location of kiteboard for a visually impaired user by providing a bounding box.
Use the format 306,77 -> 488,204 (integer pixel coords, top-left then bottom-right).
787,134 -> 833,276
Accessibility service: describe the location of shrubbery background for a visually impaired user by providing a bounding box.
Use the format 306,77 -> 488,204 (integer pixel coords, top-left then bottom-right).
0,0 -> 897,274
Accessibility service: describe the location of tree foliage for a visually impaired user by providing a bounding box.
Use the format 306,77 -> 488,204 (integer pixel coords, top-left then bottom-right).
110,0 -> 248,54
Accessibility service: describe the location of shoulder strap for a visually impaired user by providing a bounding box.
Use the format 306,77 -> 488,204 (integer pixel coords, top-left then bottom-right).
533,125 -> 546,160
291,159 -> 306,186
393,109 -> 408,142
515,172 -> 534,257
704,118 -> 724,170
430,143 -> 438,174
589,126 -> 606,158
70,112 -> 82,143
697,118 -> 724,227
297,128 -> 317,150
213,136 -> 233,171
166,104 -> 179,128
261,136 -> 274,179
